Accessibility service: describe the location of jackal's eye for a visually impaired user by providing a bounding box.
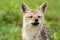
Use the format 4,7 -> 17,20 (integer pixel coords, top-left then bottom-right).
38,16 -> 41,18
29,16 -> 33,18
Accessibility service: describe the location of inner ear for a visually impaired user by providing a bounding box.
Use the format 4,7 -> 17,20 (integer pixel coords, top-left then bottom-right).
38,2 -> 47,13
21,2 -> 29,13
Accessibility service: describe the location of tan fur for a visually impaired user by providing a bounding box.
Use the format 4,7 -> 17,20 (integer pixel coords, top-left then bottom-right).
21,2 -> 50,40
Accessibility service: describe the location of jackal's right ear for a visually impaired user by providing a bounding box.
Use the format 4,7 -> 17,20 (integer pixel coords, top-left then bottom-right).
21,2 -> 29,13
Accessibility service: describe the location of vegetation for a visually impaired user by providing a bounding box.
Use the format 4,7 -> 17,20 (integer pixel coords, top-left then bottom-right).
0,0 -> 60,40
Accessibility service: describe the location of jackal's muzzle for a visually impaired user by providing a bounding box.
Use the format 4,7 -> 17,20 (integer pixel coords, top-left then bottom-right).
31,19 -> 39,25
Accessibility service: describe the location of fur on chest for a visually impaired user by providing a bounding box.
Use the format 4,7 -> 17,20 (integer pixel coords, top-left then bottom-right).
22,26 -> 41,40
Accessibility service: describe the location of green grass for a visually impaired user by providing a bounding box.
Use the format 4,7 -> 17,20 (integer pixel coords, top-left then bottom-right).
0,23 -> 20,40
0,0 -> 60,40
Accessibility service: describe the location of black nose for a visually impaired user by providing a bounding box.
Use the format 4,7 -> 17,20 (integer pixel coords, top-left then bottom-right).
35,19 -> 38,22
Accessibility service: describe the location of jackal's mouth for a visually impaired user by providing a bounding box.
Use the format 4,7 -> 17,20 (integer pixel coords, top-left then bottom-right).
31,22 -> 39,25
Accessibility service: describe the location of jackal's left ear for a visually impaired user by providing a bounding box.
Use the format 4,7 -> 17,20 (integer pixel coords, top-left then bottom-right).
21,2 -> 29,13
39,2 -> 47,13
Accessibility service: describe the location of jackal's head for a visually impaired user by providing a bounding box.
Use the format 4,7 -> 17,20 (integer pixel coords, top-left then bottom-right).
21,2 -> 47,27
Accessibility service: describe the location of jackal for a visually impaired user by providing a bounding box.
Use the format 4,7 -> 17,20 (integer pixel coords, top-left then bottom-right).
21,2 -> 50,40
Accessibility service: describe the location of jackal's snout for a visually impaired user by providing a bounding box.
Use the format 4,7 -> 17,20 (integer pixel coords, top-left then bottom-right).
35,19 -> 38,22
31,19 -> 39,25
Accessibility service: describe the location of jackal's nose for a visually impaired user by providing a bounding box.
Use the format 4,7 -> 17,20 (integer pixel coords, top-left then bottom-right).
35,19 -> 38,22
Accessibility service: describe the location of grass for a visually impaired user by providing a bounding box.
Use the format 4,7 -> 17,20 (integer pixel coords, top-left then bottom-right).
0,0 -> 60,40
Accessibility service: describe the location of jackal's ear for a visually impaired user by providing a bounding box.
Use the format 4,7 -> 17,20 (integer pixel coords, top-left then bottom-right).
39,1 -> 47,13
21,2 -> 29,13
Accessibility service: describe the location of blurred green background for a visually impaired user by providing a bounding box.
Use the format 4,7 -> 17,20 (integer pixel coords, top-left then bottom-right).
0,0 -> 60,40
